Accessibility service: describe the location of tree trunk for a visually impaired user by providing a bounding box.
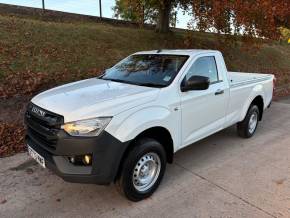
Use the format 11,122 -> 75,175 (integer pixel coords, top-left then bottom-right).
156,0 -> 172,33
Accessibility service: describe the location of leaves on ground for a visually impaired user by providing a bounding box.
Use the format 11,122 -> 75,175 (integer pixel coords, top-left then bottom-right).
0,71 -> 48,98
0,121 -> 25,158
0,199 -> 7,204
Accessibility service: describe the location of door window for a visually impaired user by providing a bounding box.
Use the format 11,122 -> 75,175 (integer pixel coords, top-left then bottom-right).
185,56 -> 219,83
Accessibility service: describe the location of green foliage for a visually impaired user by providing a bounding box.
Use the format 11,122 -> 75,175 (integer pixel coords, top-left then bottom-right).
113,0 -> 157,24
279,27 -> 290,42
113,0 -> 182,26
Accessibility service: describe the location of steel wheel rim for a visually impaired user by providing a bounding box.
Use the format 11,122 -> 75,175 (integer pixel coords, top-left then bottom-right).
249,112 -> 258,134
132,152 -> 161,192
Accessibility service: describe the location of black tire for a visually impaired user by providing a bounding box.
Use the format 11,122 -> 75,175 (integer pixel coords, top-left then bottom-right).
237,104 -> 260,138
116,138 -> 166,202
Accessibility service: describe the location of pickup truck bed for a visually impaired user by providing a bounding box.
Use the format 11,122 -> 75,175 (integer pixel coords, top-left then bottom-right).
229,72 -> 273,87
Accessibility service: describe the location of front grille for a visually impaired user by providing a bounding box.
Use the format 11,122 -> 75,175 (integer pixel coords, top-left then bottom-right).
25,103 -> 64,151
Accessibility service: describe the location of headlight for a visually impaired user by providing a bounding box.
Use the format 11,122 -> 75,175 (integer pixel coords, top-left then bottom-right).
61,117 -> 112,137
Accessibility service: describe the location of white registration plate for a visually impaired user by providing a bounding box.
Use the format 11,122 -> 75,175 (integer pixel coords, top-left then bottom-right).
28,146 -> 46,168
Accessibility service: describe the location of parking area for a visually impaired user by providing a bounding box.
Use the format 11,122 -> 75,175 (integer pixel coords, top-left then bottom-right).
1,102 -> 290,218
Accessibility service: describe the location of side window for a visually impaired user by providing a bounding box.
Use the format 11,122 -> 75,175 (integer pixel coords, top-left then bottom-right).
186,56 -> 219,83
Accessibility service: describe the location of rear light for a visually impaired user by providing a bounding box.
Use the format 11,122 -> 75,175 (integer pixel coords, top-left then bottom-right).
273,76 -> 277,95
273,76 -> 277,90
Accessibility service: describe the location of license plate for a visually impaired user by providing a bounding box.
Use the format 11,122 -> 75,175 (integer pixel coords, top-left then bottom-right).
28,146 -> 46,168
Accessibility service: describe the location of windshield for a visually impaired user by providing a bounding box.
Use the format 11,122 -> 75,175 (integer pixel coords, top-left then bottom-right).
100,54 -> 189,87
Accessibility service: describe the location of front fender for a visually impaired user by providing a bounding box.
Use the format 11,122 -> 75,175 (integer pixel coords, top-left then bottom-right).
106,106 -> 179,149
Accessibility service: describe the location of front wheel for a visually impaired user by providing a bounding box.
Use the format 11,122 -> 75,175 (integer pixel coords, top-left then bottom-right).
116,138 -> 166,201
237,104 -> 260,138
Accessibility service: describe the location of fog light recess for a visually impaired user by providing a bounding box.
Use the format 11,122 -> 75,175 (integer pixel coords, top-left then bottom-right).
68,154 -> 92,166
83,155 -> 92,165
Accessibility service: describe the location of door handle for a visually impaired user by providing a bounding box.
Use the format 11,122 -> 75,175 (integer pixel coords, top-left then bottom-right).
215,89 -> 224,95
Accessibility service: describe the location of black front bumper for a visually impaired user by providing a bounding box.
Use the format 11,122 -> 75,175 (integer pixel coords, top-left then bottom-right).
26,130 -> 130,184
25,103 -> 130,184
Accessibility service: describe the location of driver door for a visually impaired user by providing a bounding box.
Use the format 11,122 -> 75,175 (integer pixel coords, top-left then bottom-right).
180,55 -> 227,148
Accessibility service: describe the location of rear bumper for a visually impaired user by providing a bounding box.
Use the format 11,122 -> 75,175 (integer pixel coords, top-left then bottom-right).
26,131 -> 130,185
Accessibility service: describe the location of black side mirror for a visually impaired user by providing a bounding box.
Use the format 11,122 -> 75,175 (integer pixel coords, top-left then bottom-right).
181,75 -> 210,92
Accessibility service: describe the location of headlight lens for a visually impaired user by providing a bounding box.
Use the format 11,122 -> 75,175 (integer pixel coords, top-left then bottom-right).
61,117 -> 112,137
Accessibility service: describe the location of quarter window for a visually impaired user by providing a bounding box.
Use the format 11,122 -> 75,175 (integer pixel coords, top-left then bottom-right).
186,56 -> 219,83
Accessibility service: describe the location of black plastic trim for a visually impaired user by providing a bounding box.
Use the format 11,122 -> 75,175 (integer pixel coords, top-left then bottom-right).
26,131 -> 131,185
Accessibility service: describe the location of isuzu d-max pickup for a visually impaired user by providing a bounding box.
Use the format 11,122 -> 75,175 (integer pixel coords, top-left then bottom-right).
25,49 -> 274,201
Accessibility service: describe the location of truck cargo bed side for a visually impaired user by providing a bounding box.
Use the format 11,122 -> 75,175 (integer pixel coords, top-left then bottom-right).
228,72 -> 273,88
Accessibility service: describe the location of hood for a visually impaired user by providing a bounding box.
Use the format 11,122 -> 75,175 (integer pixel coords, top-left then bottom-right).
32,78 -> 160,122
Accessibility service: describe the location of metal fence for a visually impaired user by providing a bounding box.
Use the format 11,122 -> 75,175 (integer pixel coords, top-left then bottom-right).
0,0 -> 108,18
40,0 -> 103,18
0,0 -> 188,28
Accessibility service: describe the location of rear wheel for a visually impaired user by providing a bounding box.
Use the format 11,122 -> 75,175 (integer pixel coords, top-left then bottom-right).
116,138 -> 166,201
237,105 -> 260,138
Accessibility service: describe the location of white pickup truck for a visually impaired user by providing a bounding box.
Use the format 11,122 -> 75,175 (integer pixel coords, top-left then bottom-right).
25,49 -> 274,201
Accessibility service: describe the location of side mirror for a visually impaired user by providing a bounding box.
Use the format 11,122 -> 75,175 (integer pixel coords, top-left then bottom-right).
181,75 -> 210,92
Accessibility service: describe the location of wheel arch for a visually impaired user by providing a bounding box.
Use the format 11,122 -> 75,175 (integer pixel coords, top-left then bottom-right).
251,96 -> 264,120
114,126 -> 174,181
241,95 -> 264,121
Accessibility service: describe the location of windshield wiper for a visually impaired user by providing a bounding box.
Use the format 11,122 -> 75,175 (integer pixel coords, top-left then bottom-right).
100,78 -> 130,84
135,83 -> 166,88
100,78 -> 165,88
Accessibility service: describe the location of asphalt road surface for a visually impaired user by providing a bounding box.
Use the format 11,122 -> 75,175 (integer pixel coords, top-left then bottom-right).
1,102 -> 290,218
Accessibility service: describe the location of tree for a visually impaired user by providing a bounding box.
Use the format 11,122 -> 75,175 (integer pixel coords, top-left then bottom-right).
113,0 -> 158,25
191,0 -> 290,39
114,0 -> 191,33
155,0 -> 173,33
114,0 -> 290,38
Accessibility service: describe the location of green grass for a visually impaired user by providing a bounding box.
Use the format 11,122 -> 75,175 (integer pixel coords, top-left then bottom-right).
0,13 -> 289,87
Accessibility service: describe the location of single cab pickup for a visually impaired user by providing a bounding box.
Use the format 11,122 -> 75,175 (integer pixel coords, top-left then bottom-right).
25,50 -> 274,201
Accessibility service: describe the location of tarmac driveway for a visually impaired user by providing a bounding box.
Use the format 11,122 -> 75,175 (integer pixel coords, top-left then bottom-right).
1,102 -> 290,218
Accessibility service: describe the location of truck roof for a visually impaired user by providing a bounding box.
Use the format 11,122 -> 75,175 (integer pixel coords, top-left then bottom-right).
134,49 -> 220,56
